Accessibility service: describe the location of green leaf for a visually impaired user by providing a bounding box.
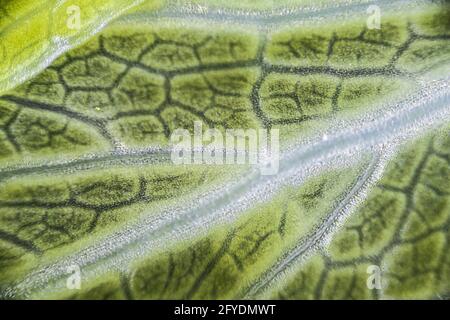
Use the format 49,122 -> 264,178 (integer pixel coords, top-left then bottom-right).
0,0 -> 164,95
0,0 -> 449,299
263,127 -> 450,299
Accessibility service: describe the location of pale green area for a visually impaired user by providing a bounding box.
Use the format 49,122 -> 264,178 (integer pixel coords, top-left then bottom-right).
177,0 -> 369,10
0,0 -> 164,95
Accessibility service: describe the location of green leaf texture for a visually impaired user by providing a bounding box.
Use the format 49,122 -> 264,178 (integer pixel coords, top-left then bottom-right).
0,0 -> 449,299
0,0 -> 164,95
